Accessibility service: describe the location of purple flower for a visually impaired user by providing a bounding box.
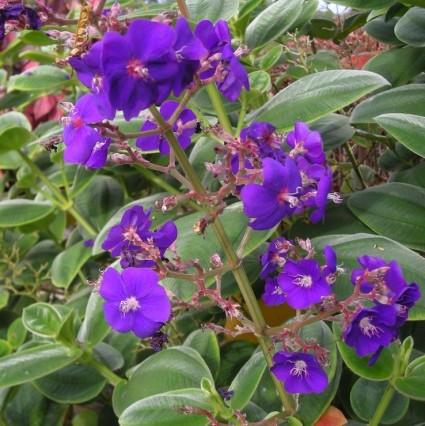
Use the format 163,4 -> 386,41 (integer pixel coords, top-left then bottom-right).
270,351 -> 328,394
0,6 -> 41,40
351,256 -> 407,295
99,267 -> 171,338
195,20 -> 249,101
173,17 -> 206,96
241,122 -> 281,158
322,245 -> 337,284
102,19 -> 178,120
259,237 -> 292,279
241,157 -> 301,230
262,277 -> 286,306
343,303 -> 397,359
62,94 -> 111,168
102,206 -> 177,269
102,205 -> 152,256
394,283 -> 421,326
69,41 -> 115,120
150,331 -> 168,351
287,122 -> 325,165
136,101 -> 196,155
278,258 -> 331,309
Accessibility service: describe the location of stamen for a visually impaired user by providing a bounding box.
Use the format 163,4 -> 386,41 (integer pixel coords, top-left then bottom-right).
290,360 -> 308,378
119,296 -> 140,315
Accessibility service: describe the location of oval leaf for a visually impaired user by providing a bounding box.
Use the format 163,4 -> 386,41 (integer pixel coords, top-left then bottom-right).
351,378 -> 409,423
347,183 -> 425,251
329,0 -> 396,8
351,85 -> 425,124
77,292 -> 110,348
7,65 -> 71,92
249,70 -> 389,130
0,344 -> 82,387
245,0 -> 302,48
113,346 -> 214,416
184,330 -> 220,379
119,389 -> 213,426
186,0 -> 239,22
393,355 -> 425,401
33,363 -> 106,404
22,303 -> 62,338
0,112 -> 32,154
394,7 -> 425,47
51,240 -> 92,288
0,200 -> 54,227
228,351 -> 267,410
364,46 -> 425,87
375,113 -> 425,158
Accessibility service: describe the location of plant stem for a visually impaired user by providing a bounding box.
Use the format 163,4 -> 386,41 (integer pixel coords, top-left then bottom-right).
150,105 -> 296,414
176,0 -> 190,19
369,384 -> 395,426
18,150 -> 97,236
206,83 -> 233,134
343,142 -> 367,190
88,357 -> 122,386
235,106 -> 246,138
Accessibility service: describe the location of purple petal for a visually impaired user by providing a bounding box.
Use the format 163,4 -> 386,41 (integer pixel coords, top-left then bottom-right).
99,267 -> 127,301
103,302 -> 133,333
132,313 -> 163,338
121,268 -> 159,299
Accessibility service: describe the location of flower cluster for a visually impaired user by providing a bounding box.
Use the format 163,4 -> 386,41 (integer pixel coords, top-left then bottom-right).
260,238 -> 338,309
343,255 -> 420,365
62,17 -> 249,168
102,205 -> 177,269
222,121 -> 342,230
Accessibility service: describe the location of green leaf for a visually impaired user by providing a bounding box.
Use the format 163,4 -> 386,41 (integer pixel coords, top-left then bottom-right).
375,113 -> 425,158
389,162 -> 425,189
0,112 -> 32,154
347,183 -> 425,251
394,7 -> 425,47
365,16 -> 401,45
393,355 -> 425,400
0,288 -> 9,309
74,175 -> 124,233
289,0 -> 319,31
92,193 -> 175,255
0,341 -> 12,358
77,292 -> 110,348
351,378 -> 409,423
186,0 -> 239,22
364,47 -> 425,86
7,318 -> 27,349
312,233 -> 425,320
351,85 -> 425,124
245,0 -> 303,48
299,353 -> 342,425
310,113 -> 355,150
33,363 -> 106,404
19,30 -> 58,46
22,303 -> 62,338
333,322 -> 395,381
113,346 -> 214,416
7,65 -> 71,92
259,45 -> 284,70
249,70 -> 389,130
309,19 -> 337,40
0,344 -> 83,387
228,351 -> 267,410
119,389 -> 213,426
163,202 -> 274,300
0,200 -> 55,227
51,241 -> 92,288
68,166 -> 97,198
184,330 -> 220,379
3,383 -> 66,426
329,0 -> 396,9
0,151 -> 25,169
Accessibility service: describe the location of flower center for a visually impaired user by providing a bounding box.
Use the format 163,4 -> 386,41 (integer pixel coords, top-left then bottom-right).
359,316 -> 381,337
290,360 -> 308,378
294,274 -> 313,288
123,226 -> 142,245
119,296 -> 140,315
127,59 -> 150,79
73,116 -> 84,129
272,286 -> 283,295
276,188 -> 299,207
